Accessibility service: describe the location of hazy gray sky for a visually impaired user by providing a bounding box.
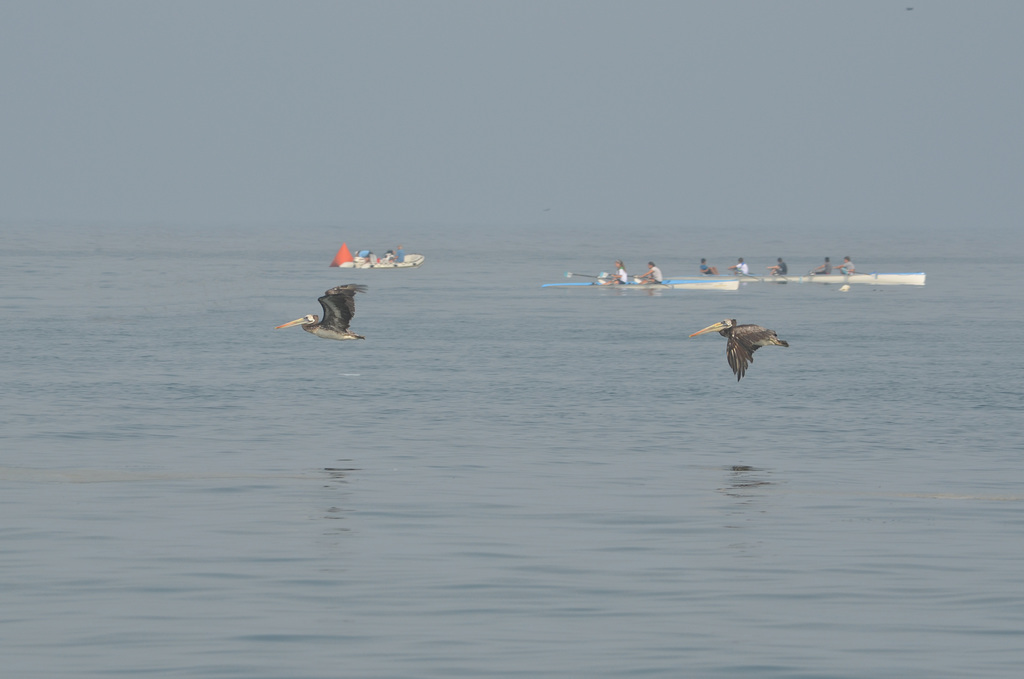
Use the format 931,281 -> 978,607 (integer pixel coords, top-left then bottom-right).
2,1 -> 1021,229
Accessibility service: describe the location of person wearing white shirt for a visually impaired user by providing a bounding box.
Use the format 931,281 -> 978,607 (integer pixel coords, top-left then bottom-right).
601,260 -> 628,284
728,258 -> 749,275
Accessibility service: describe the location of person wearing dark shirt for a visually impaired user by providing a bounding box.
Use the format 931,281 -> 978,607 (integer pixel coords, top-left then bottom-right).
811,257 -> 832,275
699,258 -> 719,275
767,258 -> 788,276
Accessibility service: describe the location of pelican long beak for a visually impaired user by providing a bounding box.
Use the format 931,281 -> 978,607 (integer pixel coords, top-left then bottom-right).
689,321 -> 729,338
275,317 -> 307,329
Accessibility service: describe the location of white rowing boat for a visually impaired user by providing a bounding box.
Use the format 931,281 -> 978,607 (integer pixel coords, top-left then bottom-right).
706,272 -> 926,286
542,278 -> 740,291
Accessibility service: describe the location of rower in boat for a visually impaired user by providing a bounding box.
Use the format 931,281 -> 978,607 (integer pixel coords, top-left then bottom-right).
636,261 -> 663,284
275,284 -> 367,340
700,258 -> 719,275
810,257 -> 832,275
689,319 -> 789,381
727,258 -> 750,276
601,260 -> 628,285
836,256 -> 855,275
767,258 -> 788,276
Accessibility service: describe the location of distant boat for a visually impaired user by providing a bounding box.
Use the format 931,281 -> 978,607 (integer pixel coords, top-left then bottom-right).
329,243 -> 425,269
338,250 -> 425,269
705,272 -> 926,286
333,249 -> 425,270
543,278 -> 739,291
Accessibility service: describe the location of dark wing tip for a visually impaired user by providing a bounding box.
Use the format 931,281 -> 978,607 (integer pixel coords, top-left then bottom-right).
324,284 -> 368,296
726,338 -> 752,381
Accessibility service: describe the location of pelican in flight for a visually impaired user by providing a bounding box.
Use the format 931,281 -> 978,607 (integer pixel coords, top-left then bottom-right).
275,284 -> 367,340
689,319 -> 789,381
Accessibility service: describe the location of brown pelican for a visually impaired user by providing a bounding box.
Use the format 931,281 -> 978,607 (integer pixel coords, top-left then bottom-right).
689,319 -> 789,381
275,284 -> 367,340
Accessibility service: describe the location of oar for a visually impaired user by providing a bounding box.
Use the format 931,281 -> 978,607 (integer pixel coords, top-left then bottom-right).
565,271 -> 610,279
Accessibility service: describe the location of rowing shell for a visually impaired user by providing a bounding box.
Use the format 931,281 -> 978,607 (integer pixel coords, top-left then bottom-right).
708,272 -> 926,286
542,278 -> 740,291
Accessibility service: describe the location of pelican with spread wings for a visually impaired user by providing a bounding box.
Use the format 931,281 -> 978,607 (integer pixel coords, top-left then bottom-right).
275,284 -> 367,340
689,319 -> 788,380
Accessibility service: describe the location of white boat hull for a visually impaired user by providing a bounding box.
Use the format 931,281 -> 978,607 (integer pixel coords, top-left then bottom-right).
705,272 -> 925,286
543,278 -> 740,291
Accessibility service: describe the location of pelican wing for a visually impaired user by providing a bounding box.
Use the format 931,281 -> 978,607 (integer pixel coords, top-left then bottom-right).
732,324 -> 780,347
727,325 -> 789,381
725,337 -> 755,381
317,284 -> 367,332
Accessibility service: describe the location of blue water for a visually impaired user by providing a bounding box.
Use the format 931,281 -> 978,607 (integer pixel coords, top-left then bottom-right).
2,222 -> 1022,678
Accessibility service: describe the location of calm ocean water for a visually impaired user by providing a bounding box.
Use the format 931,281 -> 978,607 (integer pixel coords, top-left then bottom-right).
2,222 -> 1023,678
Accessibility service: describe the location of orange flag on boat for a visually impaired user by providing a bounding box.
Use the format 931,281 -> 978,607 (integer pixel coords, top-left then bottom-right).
329,243 -> 354,267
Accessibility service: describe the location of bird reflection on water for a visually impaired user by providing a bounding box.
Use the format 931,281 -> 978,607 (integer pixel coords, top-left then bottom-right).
321,467 -> 357,530
719,465 -> 773,499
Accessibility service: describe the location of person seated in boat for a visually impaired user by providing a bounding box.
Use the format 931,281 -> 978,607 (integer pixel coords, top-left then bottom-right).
382,249 -> 396,263
636,261 -> 663,284
601,260 -> 628,284
395,245 -> 405,263
767,257 -> 787,276
728,258 -> 749,275
699,258 -> 719,275
810,257 -> 832,275
836,256 -> 855,275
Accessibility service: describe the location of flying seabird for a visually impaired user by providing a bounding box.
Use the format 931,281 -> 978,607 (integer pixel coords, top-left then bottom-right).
689,319 -> 789,381
275,284 -> 367,340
